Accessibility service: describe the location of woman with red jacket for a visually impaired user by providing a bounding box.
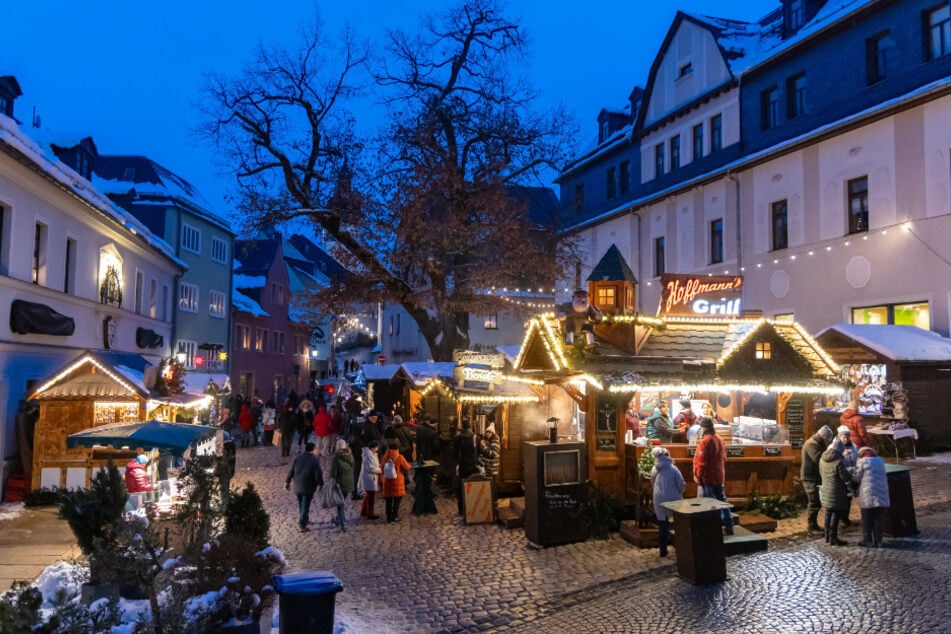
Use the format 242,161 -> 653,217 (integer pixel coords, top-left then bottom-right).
125,454 -> 153,493
312,404 -> 332,456
692,417 -> 734,535
238,403 -> 253,448
839,402 -> 870,449
379,445 -> 412,523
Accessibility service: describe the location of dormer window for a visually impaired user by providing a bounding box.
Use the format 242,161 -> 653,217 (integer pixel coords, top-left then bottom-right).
755,341 -> 772,360
122,167 -> 136,180
787,0 -> 804,33
74,150 -> 90,180
678,62 -> 693,78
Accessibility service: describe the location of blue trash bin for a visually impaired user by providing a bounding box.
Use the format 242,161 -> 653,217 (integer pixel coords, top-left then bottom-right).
273,571 -> 344,634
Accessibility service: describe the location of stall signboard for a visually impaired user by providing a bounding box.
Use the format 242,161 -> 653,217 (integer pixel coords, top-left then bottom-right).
785,398 -> 806,448
463,477 -> 494,524
453,351 -> 505,369
658,274 -> 744,318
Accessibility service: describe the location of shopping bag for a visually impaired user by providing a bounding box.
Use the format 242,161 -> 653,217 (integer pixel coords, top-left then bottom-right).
321,479 -> 345,508
273,430 -> 282,447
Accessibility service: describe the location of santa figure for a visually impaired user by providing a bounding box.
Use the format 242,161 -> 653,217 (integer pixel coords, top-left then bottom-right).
557,289 -> 604,350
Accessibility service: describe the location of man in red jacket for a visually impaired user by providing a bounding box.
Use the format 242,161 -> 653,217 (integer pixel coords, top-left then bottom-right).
693,417 -> 734,535
125,454 -> 153,493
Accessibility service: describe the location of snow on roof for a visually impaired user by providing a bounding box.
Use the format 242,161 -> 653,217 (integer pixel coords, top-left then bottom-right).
361,364 -> 402,381
0,114 -> 185,269
113,364 -> 149,394
497,345 -> 521,365
234,273 -> 266,290
817,323 -> 951,362
400,362 -> 457,383
232,289 -> 268,317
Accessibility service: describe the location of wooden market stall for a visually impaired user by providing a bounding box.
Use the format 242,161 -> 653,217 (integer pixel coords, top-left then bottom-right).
29,350 -> 212,490
511,266 -> 842,505
816,323 -> 951,451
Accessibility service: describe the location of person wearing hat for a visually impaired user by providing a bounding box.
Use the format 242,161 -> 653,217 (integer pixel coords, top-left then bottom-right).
693,416 -> 734,535
819,438 -> 852,546
839,400 -> 870,449
125,453 -> 153,494
479,424 -> 501,479
674,399 -> 699,439
836,425 -> 859,526
801,425 -> 835,535
329,438 -> 355,532
285,441 -> 324,532
651,446 -> 685,557
853,446 -> 890,547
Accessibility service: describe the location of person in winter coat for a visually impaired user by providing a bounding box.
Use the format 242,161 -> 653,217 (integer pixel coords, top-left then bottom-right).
839,402 -> 870,449
329,438 -> 355,532
392,415 -> 416,464
453,418 -> 480,516
125,454 -> 153,493
312,404 -> 333,456
853,446 -> 890,547
296,400 -> 315,452
647,402 -> 675,443
359,440 -> 382,519
348,419 -> 366,501
837,425 -> 860,526
479,426 -> 501,479
278,404 -> 297,458
674,399 -> 698,437
693,417 -> 733,534
651,446 -> 685,557
329,404 -> 343,451
819,438 -> 853,546
262,399 -> 277,446
380,445 -> 412,523
415,417 -> 440,462
238,403 -> 253,448
801,425 -> 835,535
285,441 -> 324,532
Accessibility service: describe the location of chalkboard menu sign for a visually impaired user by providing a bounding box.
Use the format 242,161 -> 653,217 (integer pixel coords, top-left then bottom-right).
785,398 -> 805,448
596,396 -> 618,433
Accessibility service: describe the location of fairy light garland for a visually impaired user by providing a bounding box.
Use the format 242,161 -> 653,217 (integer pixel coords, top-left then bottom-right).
716,319 -> 767,367
789,321 -> 841,374
608,382 -> 842,395
32,355 -> 141,398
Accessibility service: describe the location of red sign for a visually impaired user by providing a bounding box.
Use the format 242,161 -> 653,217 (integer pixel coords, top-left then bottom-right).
658,274 -> 744,317
377,354 -> 387,365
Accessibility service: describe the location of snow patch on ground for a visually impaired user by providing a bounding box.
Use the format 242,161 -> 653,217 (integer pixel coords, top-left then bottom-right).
0,502 -> 24,522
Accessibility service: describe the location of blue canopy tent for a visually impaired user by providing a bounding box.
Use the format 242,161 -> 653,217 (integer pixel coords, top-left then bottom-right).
66,420 -> 218,457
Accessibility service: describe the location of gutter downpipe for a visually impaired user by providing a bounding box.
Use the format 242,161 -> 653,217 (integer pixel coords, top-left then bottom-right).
632,206 -> 642,314
727,169 -> 741,276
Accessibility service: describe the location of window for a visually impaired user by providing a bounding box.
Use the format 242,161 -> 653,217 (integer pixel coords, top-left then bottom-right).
925,4 -> 951,60
178,340 -> 198,370
181,223 -> 201,254
209,290 -> 226,318
211,237 -> 228,264
484,314 -> 498,330
761,86 -> 779,130
179,282 -> 199,313
606,167 -> 617,200
866,31 -> 892,84
692,123 -> 704,161
396,313 -> 401,335
135,270 -> 144,314
852,302 -> 929,330
0,205 -> 7,275
122,167 -> 136,180
161,284 -> 169,321
574,184 -> 584,213
74,151 -> 90,180
786,73 -> 806,119
149,279 -> 157,318
787,0 -> 804,32
255,328 -> 266,352
678,62 -> 693,78
847,176 -> 869,234
236,324 -> 251,351
710,219 -> 723,264
654,236 -> 666,277
771,200 -> 788,250
64,237 -> 76,294
32,222 -> 47,285
710,115 -> 722,152
273,331 -> 285,354
669,135 -> 680,170
755,341 -> 772,360
654,143 -> 665,178
388,315 -> 394,337
619,161 -> 630,194
597,287 -> 616,308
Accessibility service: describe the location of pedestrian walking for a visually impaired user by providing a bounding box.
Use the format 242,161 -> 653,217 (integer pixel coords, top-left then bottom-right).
238,403 -> 253,448
415,417 -> 440,462
285,441 -> 324,532
313,404 -> 332,456
801,425 -> 835,536
693,416 -> 734,535
359,440 -> 382,520
380,444 -> 412,523
262,399 -> 277,446
651,446 -> 685,557
278,402 -> 296,458
854,446 -> 890,547
296,399 -> 314,453
329,438 -> 355,532
819,438 -> 853,546
348,418 -> 366,500
453,418 -> 479,516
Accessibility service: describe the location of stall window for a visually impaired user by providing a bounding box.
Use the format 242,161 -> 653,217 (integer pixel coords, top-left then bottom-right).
755,341 -> 772,360
597,287 -> 616,308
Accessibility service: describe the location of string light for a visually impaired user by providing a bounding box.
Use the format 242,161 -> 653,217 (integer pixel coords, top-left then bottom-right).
608,381 -> 841,395
32,354 -> 142,398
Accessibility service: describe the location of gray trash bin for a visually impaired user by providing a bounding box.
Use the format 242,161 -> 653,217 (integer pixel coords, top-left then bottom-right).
274,571 -> 343,634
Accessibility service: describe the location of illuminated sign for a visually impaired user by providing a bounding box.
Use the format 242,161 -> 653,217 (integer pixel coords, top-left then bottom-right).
453,351 -> 505,369
659,274 -> 744,317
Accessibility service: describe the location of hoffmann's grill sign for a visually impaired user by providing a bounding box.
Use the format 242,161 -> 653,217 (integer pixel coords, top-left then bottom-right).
658,274 -> 744,317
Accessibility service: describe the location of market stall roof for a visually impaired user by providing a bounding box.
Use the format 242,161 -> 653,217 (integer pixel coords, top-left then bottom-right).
400,362 -> 457,388
66,419 -> 218,456
815,323 -> 951,363
30,350 -> 155,400
361,364 -> 403,381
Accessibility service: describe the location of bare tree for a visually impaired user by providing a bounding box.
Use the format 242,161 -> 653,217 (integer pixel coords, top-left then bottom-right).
198,2 -> 577,361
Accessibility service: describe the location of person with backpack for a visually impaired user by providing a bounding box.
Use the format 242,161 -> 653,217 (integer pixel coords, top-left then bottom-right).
380,442 -> 412,523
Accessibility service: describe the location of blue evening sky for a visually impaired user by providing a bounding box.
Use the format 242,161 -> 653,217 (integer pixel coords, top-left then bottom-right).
3,1 -> 769,226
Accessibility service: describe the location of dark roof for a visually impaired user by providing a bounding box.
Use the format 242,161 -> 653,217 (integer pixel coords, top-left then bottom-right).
287,234 -> 348,279
586,244 -> 637,283
234,239 -> 280,276
635,322 -> 755,361
505,185 -> 560,227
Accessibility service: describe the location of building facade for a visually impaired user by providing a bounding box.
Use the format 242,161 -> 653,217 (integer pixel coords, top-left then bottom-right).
0,80 -> 183,495
558,0 -> 951,339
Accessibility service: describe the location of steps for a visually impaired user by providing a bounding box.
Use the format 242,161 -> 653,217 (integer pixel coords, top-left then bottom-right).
496,497 -> 525,529
723,525 -> 768,554
3,474 -> 29,503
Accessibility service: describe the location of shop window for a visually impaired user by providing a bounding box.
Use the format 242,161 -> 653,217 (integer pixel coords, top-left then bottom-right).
755,341 -> 772,360
692,123 -> 704,161
710,218 -> 723,264
484,314 -> 498,330
847,176 -> 869,234
710,114 -> 722,152
597,287 -> 616,308
852,302 -> 929,330
925,3 -> 951,61
772,200 -> 788,250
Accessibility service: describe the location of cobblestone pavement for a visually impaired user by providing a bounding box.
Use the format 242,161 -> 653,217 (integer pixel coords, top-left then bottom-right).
238,446 -> 951,634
